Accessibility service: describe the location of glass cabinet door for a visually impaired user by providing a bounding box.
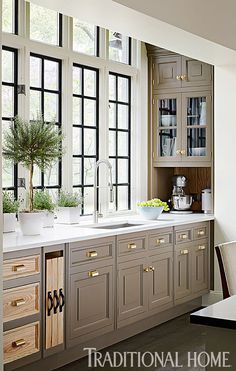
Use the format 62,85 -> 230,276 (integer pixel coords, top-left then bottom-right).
154,94 -> 181,162
182,92 -> 211,161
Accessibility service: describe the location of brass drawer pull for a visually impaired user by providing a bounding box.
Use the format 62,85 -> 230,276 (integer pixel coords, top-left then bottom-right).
180,149 -> 186,155
128,243 -> 137,250
176,75 -> 181,81
198,230 -> 205,236
157,238 -> 165,245
12,339 -> 26,348
13,264 -> 26,272
180,234 -> 188,240
87,251 -> 98,258
12,298 -> 26,307
198,245 -> 206,250
149,266 -> 155,272
181,75 -> 187,81
143,267 -> 149,272
89,270 -> 99,277
180,249 -> 189,255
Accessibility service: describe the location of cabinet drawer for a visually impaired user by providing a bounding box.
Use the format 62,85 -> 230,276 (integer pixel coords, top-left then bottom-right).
4,322 -> 40,364
3,283 -> 40,323
118,234 -> 146,257
149,230 -> 173,252
175,228 -> 192,244
70,241 -> 113,266
3,255 -> 40,281
193,224 -> 208,240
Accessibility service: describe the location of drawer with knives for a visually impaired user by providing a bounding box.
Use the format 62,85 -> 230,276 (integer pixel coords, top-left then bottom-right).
3,322 -> 40,364
3,283 -> 40,323
3,255 -> 40,281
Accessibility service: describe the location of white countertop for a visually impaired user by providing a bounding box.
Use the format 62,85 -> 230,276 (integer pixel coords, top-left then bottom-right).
3,213 -> 214,253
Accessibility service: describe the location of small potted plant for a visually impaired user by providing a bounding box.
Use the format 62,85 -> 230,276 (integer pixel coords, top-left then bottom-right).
3,192 -> 19,233
3,115 -> 63,235
57,191 -> 82,224
33,190 -> 56,228
137,198 -> 169,220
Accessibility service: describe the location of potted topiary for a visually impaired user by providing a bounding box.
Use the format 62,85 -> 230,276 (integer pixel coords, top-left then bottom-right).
57,191 -> 82,224
3,192 -> 19,233
33,190 -> 56,228
137,198 -> 170,220
3,115 -> 63,235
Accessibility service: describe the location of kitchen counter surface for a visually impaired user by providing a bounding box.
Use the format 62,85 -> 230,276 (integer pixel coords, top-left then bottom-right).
3,213 -> 214,253
190,295 -> 236,329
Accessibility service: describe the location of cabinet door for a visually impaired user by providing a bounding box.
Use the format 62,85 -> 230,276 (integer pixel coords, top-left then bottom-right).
68,265 -> 114,343
181,57 -> 212,87
153,93 -> 182,163
192,240 -> 209,294
149,252 -> 173,312
117,258 -> 149,323
181,91 -> 212,163
152,56 -> 182,90
174,246 -> 191,302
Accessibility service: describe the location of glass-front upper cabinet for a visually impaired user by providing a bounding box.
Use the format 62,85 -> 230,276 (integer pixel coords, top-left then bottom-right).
154,93 -> 181,162
182,91 -> 212,162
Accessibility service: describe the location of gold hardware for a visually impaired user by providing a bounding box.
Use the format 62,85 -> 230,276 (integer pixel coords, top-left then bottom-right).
87,251 -> 98,258
88,270 -> 99,277
149,266 -> 155,271
180,149 -> 186,155
152,79 -> 155,85
181,234 -> 188,240
13,298 -> 26,307
157,238 -> 165,245
180,249 -> 189,255
176,75 -> 181,81
128,243 -> 137,250
198,230 -> 205,236
144,267 -> 149,272
176,149 -> 181,155
198,245 -> 206,250
13,264 -> 26,272
181,75 -> 187,81
12,339 -> 26,348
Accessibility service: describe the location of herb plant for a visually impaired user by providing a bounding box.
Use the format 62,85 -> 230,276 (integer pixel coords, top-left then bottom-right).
137,198 -> 169,211
58,191 -> 82,208
33,190 -> 55,212
3,192 -> 20,213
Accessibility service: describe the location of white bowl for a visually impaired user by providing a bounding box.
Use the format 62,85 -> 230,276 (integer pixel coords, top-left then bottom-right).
137,206 -> 164,220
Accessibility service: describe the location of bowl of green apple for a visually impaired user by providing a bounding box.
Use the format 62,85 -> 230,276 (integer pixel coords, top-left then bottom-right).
137,198 -> 169,220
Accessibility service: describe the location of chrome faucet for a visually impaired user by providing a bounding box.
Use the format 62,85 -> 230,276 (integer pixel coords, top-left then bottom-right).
94,159 -> 114,223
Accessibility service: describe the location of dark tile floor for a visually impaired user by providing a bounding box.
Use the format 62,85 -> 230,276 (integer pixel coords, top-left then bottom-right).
58,313 -> 206,371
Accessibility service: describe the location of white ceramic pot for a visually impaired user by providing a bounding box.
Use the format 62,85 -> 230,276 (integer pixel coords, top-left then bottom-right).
3,213 -> 17,233
43,211 -> 55,228
19,212 -> 43,236
56,206 -> 81,224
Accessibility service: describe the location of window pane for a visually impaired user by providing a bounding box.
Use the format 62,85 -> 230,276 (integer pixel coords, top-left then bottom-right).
73,158 -> 82,185
118,159 -> 129,183
2,85 -> 14,117
73,127 -> 82,156
118,105 -> 129,129
30,90 -> 41,120
73,66 -> 82,95
109,103 -> 116,129
117,186 -> 129,210
109,131 -> 116,157
2,49 -> 14,83
84,158 -> 95,185
73,97 -> 82,125
44,92 -> 58,121
30,3 -> 59,45
118,131 -> 129,156
2,0 -> 14,33
109,31 -> 130,64
2,159 -> 14,187
84,99 -> 96,127
118,77 -> 129,102
44,163 -> 59,186
84,128 -> 96,156
109,75 -> 116,100
30,57 -> 41,88
44,59 -> 59,90
32,165 -> 41,187
83,187 -> 94,214
73,20 -> 97,56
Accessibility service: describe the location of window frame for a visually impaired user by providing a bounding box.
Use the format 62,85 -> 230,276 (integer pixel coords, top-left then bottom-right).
29,52 -> 62,192
108,30 -> 132,66
72,18 -> 100,57
2,45 -> 18,198
109,72 -> 131,211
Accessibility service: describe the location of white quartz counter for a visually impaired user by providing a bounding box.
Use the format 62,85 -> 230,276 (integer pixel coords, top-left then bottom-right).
3,213 -> 214,253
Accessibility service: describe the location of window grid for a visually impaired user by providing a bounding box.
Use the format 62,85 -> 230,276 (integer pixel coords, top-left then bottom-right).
109,72 -> 131,211
2,45 -> 18,197
72,63 -> 99,215
30,53 -> 62,192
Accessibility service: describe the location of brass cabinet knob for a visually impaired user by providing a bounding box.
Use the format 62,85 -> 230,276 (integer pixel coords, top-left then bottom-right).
143,267 -> 149,272
180,234 -> 188,240
180,149 -> 186,155
88,270 -> 99,277
128,243 -> 137,250
181,75 -> 187,80
198,230 -> 205,236
157,238 -> 165,245
198,245 -> 206,251
176,75 -> 182,81
180,249 -> 189,255
13,264 -> 26,272
149,266 -> 155,272
87,251 -> 98,258
176,150 -> 181,155
12,339 -> 26,348
12,298 -> 26,307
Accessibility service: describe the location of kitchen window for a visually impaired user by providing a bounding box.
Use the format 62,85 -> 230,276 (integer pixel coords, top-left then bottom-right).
109,72 -> 131,211
30,53 -> 62,198
2,0 -> 18,34
2,46 -> 18,196
109,31 -> 131,65
73,19 -> 99,56
72,63 -> 99,215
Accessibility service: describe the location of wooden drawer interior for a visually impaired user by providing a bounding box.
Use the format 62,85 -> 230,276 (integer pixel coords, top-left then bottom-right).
4,322 -> 40,364
193,225 -> 208,240
71,243 -> 113,265
3,255 -> 40,281
3,283 -> 40,323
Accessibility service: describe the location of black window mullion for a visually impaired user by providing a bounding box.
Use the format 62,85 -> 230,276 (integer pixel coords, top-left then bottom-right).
81,67 -> 85,215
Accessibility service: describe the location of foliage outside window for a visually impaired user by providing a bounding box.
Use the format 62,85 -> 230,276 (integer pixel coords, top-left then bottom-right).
73,19 -> 98,56
2,0 -> 17,34
109,31 -> 131,64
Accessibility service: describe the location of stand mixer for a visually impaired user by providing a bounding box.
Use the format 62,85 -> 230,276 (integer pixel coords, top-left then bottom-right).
170,175 -> 193,214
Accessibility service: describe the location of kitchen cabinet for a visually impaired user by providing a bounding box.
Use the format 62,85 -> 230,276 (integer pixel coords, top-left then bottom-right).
192,239 -> 209,294
174,244 -> 192,302
153,90 -> 212,166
